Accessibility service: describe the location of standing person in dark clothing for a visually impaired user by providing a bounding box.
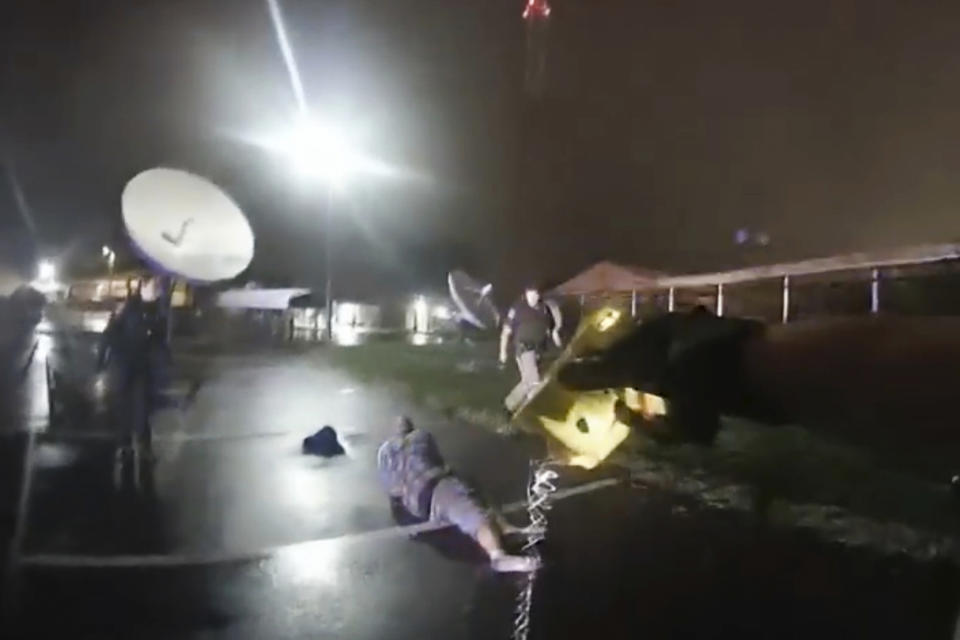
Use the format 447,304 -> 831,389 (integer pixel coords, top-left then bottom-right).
98,287 -> 156,458
499,283 -> 562,414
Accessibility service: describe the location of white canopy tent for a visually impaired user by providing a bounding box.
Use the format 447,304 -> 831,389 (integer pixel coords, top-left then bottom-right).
216,288 -> 310,311
551,261 -> 663,296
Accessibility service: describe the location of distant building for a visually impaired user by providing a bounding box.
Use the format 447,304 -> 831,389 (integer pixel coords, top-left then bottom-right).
68,270 -> 192,307
54,270 -> 193,334
403,294 -> 456,335
214,287 -> 385,344
291,297 -> 382,335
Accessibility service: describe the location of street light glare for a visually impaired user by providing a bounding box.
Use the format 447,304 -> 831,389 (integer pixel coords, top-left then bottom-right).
414,296 -> 428,318
38,260 -> 56,282
102,245 -> 116,272
282,117 -> 361,188
240,113 -> 408,190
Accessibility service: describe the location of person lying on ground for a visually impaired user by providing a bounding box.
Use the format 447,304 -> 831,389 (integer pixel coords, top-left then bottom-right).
377,416 -> 538,573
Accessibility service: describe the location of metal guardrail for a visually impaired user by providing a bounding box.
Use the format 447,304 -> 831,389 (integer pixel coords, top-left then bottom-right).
657,242 -> 960,289
564,243 -> 960,323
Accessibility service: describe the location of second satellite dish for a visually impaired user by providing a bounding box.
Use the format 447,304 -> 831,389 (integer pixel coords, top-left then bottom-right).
122,168 -> 254,282
448,270 -> 500,329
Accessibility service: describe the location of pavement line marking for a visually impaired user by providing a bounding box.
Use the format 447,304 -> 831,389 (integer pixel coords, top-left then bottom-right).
37,430 -> 293,443
156,430 -> 294,443
18,477 -> 621,569
4,348 -> 48,617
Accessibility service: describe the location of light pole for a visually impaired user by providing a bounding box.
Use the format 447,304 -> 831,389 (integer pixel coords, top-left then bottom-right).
251,111 -> 388,341
101,245 -> 116,277
272,115 -> 363,342
323,185 -> 334,342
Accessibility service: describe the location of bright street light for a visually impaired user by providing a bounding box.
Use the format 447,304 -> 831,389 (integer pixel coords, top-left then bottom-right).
37,260 -> 56,282
259,113 -> 372,342
102,245 -> 116,275
246,111 -> 394,342
33,259 -> 61,297
285,118 -> 361,189
285,115 -> 357,343
260,114 -> 366,190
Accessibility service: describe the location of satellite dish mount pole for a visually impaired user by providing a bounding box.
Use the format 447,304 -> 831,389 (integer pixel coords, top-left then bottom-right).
164,278 -> 176,346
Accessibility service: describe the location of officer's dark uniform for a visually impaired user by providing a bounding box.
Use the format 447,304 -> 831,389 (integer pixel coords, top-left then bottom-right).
507,300 -> 553,356
98,294 -> 162,451
503,299 -> 556,412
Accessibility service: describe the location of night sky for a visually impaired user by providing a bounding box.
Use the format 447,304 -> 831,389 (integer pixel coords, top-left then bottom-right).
4,1 -> 960,298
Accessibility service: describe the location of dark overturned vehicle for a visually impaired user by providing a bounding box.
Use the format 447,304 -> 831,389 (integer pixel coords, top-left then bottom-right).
514,302 -> 960,465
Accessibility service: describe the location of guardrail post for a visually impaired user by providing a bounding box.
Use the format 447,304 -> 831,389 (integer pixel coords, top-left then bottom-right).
716,283 -> 724,316
667,287 -> 675,312
870,268 -> 880,314
630,290 -> 637,317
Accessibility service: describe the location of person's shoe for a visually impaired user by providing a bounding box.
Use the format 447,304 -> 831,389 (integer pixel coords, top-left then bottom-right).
491,554 -> 540,573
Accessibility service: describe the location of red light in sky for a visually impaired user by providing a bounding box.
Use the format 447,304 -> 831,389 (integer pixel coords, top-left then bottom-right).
523,0 -> 551,21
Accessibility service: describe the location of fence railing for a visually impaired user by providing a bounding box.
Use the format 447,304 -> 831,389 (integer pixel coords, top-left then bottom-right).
562,243 -> 960,325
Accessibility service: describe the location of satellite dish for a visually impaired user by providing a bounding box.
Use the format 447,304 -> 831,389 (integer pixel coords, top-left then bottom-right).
122,168 -> 254,282
448,270 -> 500,329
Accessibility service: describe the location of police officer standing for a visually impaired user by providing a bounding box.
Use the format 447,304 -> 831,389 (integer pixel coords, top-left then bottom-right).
98,283 -> 162,461
499,283 -> 562,414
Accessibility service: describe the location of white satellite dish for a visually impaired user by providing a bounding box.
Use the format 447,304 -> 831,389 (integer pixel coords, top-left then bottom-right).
122,168 -> 254,282
448,270 -> 500,329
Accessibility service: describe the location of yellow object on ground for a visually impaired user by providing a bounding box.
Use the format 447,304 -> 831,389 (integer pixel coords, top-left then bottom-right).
512,307 -> 666,469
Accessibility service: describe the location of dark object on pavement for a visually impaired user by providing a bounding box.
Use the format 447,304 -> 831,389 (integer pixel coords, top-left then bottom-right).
302,425 -> 346,457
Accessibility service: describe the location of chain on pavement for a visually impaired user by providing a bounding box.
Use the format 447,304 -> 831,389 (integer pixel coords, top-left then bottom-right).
512,460 -> 559,640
